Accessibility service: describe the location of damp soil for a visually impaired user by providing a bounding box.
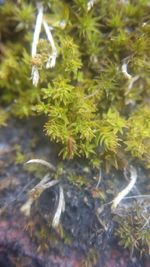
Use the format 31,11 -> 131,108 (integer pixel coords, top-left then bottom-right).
0,118 -> 150,267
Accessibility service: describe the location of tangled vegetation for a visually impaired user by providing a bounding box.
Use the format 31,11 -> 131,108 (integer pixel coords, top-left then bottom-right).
1,0 -> 150,169
1,0 -> 150,256
115,202 -> 150,255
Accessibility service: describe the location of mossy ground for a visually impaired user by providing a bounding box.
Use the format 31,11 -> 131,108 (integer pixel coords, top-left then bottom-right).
0,0 -> 150,264
1,0 -> 150,168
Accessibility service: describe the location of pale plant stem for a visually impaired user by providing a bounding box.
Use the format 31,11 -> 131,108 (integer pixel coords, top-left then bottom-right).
96,168 -> 102,188
20,198 -> 34,217
111,166 -> 137,211
31,4 -> 43,86
122,62 -> 132,79
43,21 -> 56,53
104,194 -> 150,207
31,4 -> 57,85
87,0 -> 95,11
52,185 -> 65,228
31,4 -> 43,58
43,20 -> 57,68
20,173 -> 58,217
21,159 -> 65,228
25,159 -> 56,172
125,75 -> 140,95
122,194 -> 150,200
31,66 -> 39,87
122,59 -> 140,94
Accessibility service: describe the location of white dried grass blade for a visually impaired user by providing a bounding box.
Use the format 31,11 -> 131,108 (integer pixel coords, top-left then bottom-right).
25,159 -> 56,172
43,20 -> 57,68
31,4 -> 43,57
43,20 -> 56,51
37,173 -> 51,187
20,198 -> 34,217
124,194 -> 150,200
46,54 -> 57,69
52,186 -> 65,228
41,180 -> 58,190
122,62 -> 132,80
127,75 -> 139,91
111,166 -> 137,211
31,66 -> 39,87
21,174 -> 59,217
96,168 -> 102,188
87,0 -> 95,11
31,4 -> 43,86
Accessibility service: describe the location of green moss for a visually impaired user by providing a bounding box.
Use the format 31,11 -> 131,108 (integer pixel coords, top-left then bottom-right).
115,203 -> 150,254
1,0 -> 150,168
14,144 -> 26,164
68,174 -> 89,188
125,106 -> 150,163
0,109 -> 8,126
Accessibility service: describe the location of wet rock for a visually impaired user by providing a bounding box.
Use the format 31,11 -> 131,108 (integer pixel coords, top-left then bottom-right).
0,219 -> 82,267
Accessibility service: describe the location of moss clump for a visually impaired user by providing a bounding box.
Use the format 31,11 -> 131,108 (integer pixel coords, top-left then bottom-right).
115,202 -> 150,255
1,0 -> 150,168
0,109 -> 8,126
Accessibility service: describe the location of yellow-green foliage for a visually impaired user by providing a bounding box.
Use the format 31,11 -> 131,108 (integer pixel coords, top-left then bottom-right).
125,106 -> 150,162
115,203 -> 150,254
1,0 -> 150,168
0,109 -> 8,126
